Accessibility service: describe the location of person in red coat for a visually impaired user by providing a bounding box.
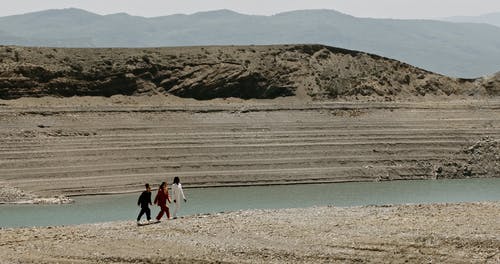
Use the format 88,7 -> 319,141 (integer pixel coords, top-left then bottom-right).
154,181 -> 171,221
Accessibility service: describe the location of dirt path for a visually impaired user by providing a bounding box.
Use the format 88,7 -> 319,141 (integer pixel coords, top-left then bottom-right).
0,202 -> 498,263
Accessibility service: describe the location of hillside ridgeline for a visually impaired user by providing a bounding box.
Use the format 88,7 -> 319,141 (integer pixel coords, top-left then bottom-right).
3,8 -> 500,77
0,45 -> 498,100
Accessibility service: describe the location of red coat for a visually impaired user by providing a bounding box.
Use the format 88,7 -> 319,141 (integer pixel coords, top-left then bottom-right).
154,188 -> 170,205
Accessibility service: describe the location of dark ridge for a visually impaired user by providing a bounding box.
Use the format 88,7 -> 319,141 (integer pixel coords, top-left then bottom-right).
0,44 -> 496,100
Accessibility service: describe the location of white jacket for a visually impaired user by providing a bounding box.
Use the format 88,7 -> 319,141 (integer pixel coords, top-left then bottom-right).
171,183 -> 186,201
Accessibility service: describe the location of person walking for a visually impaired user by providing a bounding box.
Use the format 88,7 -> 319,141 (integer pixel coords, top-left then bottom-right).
136,183 -> 152,224
171,176 -> 187,219
154,181 -> 171,221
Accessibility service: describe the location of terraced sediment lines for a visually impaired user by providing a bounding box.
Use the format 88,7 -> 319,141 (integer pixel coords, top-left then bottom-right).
1,100 -> 500,197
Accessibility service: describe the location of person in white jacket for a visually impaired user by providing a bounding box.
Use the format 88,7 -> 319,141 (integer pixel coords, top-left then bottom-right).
171,176 -> 187,219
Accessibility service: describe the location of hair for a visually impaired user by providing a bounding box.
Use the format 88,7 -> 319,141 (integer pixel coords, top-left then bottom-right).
173,177 -> 180,185
145,183 -> 150,189
159,182 -> 166,190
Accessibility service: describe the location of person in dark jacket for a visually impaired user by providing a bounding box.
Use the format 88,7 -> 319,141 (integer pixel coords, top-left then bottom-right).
154,181 -> 171,221
137,183 -> 152,224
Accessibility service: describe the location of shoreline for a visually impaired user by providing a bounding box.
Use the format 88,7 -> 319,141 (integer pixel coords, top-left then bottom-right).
1,202 -> 498,263
3,177 -> 498,205
2,178 -> 499,230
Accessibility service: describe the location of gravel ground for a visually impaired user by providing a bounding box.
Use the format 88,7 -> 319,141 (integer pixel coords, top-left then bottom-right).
1,202 -> 498,263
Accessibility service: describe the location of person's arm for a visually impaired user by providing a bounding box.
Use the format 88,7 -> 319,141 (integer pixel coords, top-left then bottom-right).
153,191 -> 158,205
180,184 -> 187,202
138,193 -> 142,206
172,185 -> 177,203
148,192 -> 152,205
166,189 -> 171,203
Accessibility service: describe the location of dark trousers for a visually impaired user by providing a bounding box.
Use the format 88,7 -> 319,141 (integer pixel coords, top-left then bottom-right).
137,207 -> 151,221
156,204 -> 170,220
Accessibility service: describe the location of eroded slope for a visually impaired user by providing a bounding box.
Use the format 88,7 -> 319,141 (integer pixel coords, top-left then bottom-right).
1,44 -> 496,100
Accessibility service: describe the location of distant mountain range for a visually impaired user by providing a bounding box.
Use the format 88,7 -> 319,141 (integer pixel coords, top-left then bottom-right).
1,8 -> 500,78
444,12 -> 500,28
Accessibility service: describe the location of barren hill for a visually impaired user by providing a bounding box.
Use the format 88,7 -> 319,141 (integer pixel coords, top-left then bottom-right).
0,44 -> 498,101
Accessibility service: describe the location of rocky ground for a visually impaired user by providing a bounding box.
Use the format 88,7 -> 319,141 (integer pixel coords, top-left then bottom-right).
0,184 -> 72,204
0,184 -> 35,203
0,202 -> 498,263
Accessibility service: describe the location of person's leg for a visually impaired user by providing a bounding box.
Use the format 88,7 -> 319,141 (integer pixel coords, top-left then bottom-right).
173,201 -> 180,218
145,207 -> 151,221
137,208 -> 145,221
166,205 -> 170,219
156,206 -> 164,220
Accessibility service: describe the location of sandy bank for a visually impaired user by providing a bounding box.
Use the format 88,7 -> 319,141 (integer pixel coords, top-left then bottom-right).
1,98 -> 500,199
0,202 -> 498,263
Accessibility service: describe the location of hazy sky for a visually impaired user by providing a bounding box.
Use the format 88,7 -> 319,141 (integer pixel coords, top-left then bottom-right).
1,0 -> 500,18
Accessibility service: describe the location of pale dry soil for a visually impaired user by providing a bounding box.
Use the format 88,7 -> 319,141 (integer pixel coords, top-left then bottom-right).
1,96 -> 500,202
0,202 -> 498,263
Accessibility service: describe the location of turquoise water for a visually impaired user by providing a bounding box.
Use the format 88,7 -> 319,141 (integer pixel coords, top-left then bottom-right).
1,178 -> 499,228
